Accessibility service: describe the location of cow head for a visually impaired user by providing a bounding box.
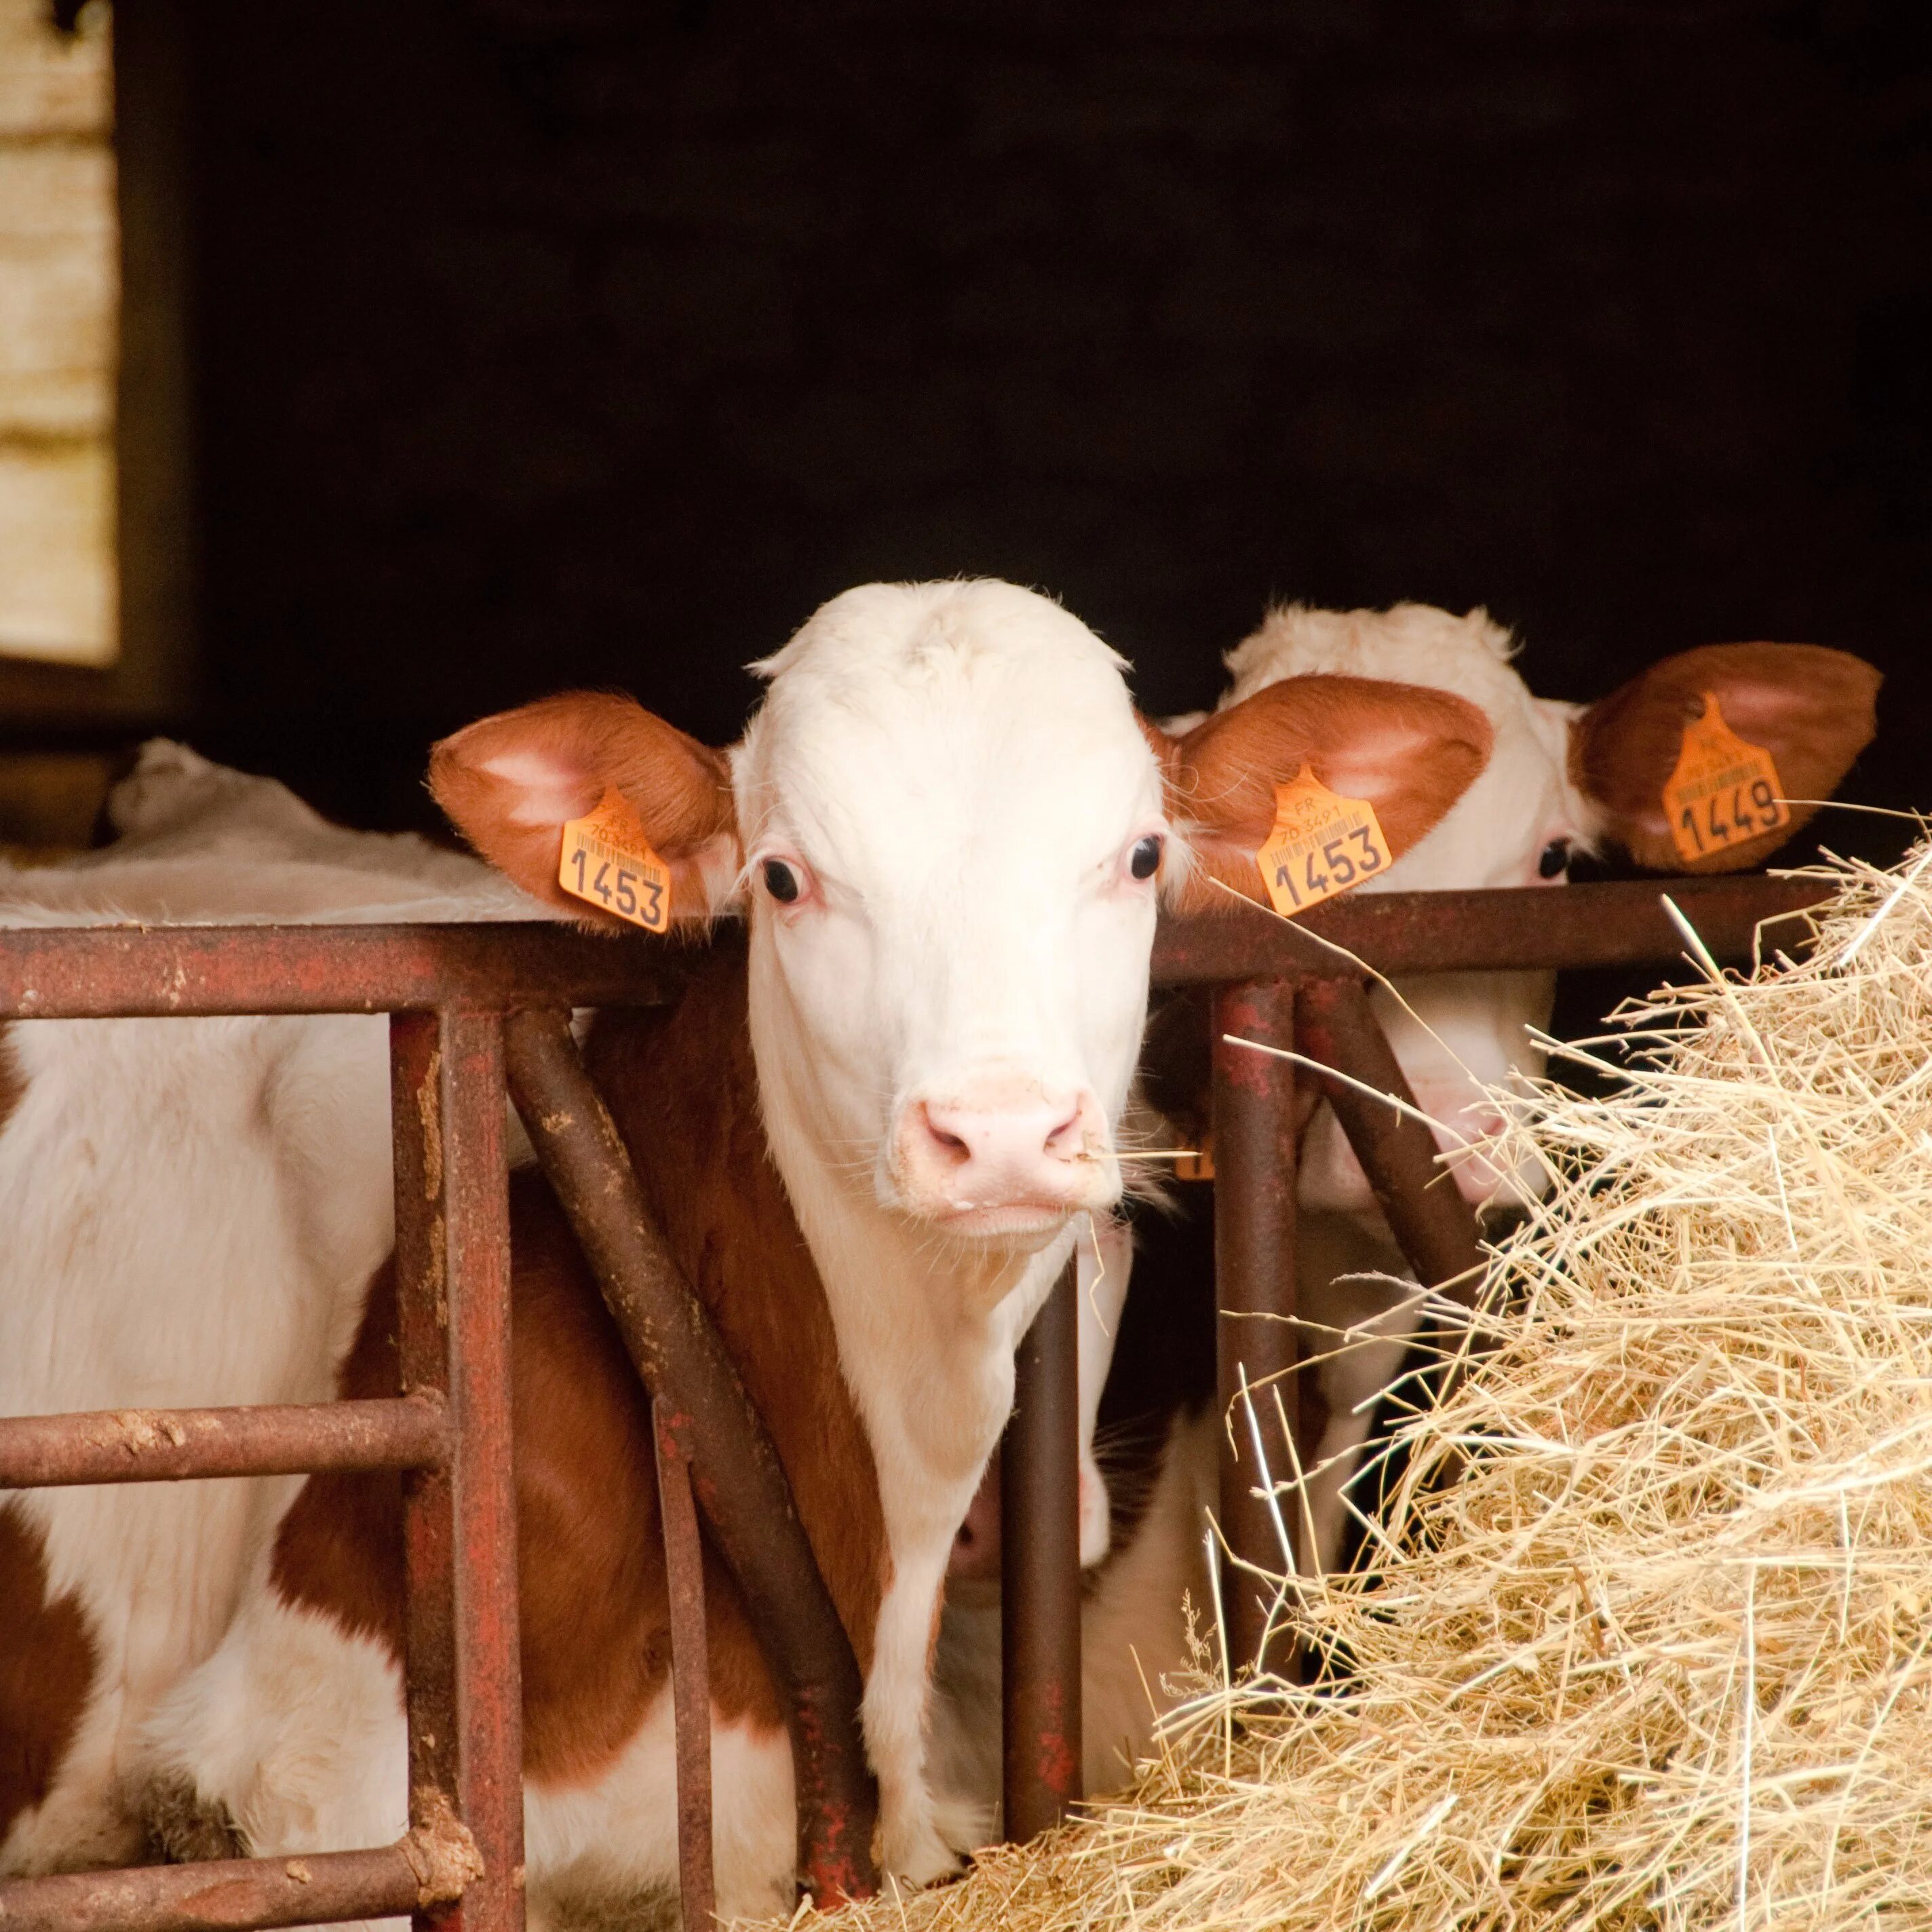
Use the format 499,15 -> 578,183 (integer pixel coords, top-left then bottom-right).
1213,606 -> 1880,1214
431,581 -> 1492,1273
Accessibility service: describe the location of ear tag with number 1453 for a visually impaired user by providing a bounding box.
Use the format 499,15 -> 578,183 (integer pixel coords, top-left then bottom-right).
1255,766 -> 1391,916
1661,693 -> 1790,866
558,788 -> 672,932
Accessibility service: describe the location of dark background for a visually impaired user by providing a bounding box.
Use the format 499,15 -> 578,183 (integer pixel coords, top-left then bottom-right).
55,0 -> 1932,852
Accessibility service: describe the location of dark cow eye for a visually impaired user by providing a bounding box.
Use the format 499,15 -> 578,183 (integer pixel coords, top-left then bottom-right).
1539,838 -> 1572,880
762,858 -> 801,903
1129,834 -> 1163,881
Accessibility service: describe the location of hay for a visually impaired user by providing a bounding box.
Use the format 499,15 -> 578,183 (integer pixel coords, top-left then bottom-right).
797,843 -> 1932,1932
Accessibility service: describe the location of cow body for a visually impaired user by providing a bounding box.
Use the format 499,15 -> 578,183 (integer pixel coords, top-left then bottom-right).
1,583 -> 1492,1917
0,752 -> 528,1875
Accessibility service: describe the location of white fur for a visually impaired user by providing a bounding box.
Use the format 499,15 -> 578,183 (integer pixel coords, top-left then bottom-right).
929,1407 -> 1217,1830
1220,602 -> 1587,1214
17,585 -> 1182,1912
0,748 -> 546,1874
733,582 -> 1165,1878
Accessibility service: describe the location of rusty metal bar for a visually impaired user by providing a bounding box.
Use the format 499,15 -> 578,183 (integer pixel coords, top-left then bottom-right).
1212,979 -> 1300,1677
0,922 -> 689,1019
1001,1260 -> 1083,1839
0,874 -> 1825,1023
392,1010 -> 524,1932
654,1397 -> 716,1930
1292,977 -> 1486,1301
1151,874 -> 1829,984
0,1395 -> 447,1489
0,1821 -> 476,1932
501,1008 -> 878,1906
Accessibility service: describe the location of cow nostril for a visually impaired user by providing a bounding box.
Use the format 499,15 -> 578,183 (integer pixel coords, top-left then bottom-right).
919,1104 -> 973,1167
1043,1105 -> 1085,1158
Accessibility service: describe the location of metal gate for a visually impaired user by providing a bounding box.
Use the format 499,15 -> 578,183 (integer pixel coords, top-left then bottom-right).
0,873 -> 1827,1928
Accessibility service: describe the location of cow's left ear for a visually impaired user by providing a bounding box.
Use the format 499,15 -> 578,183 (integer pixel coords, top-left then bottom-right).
1146,674 -> 1493,913
1571,644 -> 1880,872
429,693 -> 742,928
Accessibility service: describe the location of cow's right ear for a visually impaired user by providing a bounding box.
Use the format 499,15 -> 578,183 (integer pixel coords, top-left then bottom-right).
1570,643 -> 1880,872
428,693 -> 741,927
1151,673 -> 1493,913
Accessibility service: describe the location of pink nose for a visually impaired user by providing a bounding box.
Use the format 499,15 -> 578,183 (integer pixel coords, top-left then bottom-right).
895,1078 -> 1104,1218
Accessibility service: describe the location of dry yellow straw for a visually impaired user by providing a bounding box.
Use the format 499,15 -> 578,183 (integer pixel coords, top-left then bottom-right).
777,842 -> 1932,1932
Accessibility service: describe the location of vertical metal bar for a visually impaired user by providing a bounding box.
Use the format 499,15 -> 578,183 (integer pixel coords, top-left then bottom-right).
1211,979 -> 1300,1676
393,1009 -> 524,1932
653,1397 -> 716,1930
1001,1259 -> 1083,1839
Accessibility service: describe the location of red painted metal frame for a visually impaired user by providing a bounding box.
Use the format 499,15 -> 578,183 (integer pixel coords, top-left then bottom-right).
0,870 -> 1838,1919
1188,872 -> 1832,1685
1000,1262 -> 1084,1837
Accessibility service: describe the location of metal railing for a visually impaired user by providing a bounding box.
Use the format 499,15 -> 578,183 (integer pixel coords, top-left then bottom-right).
0,872 -> 1830,1927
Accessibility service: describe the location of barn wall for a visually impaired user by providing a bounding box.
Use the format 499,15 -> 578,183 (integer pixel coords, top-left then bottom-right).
168,0 -> 1931,837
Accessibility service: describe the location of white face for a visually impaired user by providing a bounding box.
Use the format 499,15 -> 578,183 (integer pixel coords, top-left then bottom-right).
733,582 -> 1168,1250
1296,690 -> 1585,1214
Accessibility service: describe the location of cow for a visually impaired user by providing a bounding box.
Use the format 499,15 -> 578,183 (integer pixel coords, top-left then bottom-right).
929,602 -> 1879,1826
1,580 -> 1492,1925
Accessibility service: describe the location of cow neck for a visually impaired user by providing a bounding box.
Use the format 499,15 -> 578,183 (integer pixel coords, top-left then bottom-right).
584,952 -> 890,1678
741,930 -> 1070,1568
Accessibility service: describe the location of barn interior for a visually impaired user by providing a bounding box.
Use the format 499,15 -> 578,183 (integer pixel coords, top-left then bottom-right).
2,0 -> 1926,862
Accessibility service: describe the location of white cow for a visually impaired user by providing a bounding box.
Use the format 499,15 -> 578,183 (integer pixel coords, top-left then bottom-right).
0,581 -> 1491,1923
931,602 -> 1879,1829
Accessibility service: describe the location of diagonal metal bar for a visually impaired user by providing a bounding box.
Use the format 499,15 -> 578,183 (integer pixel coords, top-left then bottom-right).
1291,975 -> 1485,1300
501,1008 -> 878,1907
653,1397 -> 716,1929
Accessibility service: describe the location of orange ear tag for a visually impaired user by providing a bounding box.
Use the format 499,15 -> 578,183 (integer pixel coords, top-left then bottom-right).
1661,693 -> 1790,867
1255,766 -> 1391,916
557,789 -> 672,932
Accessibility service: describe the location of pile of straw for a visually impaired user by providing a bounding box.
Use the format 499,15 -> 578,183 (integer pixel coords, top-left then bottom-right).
807,843 -> 1932,1932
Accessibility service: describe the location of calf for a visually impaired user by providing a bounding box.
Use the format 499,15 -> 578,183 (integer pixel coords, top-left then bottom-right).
1200,604 -> 1878,1572
1,581 -> 1492,1920
932,605 -> 1878,1827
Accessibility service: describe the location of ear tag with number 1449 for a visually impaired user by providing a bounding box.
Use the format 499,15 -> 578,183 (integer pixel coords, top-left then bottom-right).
558,788 -> 672,932
1255,766 -> 1391,916
1661,693 -> 1790,866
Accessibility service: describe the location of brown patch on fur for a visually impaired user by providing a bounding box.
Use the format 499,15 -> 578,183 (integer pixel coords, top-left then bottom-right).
0,1024 -> 24,1138
1571,642 -> 1880,873
1147,676 -> 1492,913
427,693 -> 739,928
273,950 -> 887,1791
0,1501 -> 99,1849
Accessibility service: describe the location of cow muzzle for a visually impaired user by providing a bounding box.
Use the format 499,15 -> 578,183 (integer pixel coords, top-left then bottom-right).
890,1071 -> 1115,1236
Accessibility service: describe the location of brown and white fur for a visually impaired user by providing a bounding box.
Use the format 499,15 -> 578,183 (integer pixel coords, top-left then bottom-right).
1,581 -> 1493,1923
929,611 -> 1880,1832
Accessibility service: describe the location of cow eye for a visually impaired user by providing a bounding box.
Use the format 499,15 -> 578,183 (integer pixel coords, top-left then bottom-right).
762,858 -> 801,903
1129,834 -> 1163,881
1538,838 -> 1572,880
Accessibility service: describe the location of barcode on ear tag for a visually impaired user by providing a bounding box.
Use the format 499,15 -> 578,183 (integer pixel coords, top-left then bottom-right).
557,788 -> 672,932
1255,767 -> 1391,916
1661,693 -> 1790,866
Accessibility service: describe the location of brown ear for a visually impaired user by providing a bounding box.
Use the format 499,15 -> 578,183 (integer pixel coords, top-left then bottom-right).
1571,643 -> 1880,872
1154,674 -> 1493,913
427,692 -> 740,927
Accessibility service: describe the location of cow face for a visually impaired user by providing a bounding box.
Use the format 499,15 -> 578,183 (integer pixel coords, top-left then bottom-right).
1216,606 -> 1878,1215
430,581 -> 1491,1264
